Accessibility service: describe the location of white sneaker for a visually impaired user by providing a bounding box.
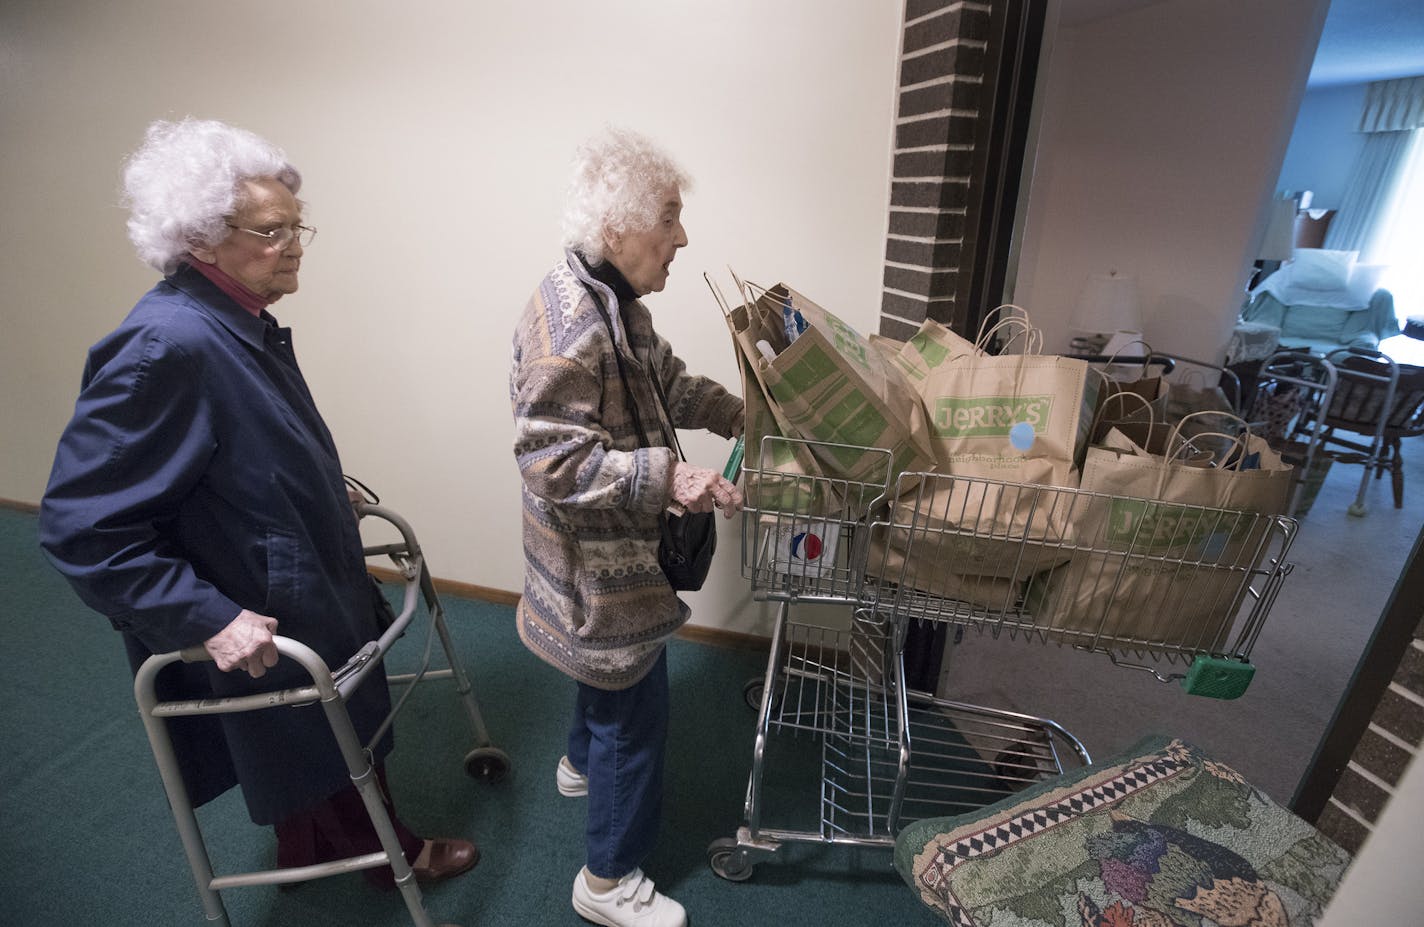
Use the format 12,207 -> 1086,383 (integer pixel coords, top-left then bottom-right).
572,868 -> 686,927
557,755 -> 589,797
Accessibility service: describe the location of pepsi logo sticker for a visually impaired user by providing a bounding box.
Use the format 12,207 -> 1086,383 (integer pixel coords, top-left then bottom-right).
790,532 -> 824,561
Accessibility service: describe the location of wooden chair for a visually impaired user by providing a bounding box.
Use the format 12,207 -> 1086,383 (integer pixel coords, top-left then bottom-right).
1318,350 -> 1424,511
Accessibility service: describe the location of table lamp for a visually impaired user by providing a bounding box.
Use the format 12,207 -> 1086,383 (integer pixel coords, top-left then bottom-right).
1250,193 -> 1300,290
1070,270 -> 1142,355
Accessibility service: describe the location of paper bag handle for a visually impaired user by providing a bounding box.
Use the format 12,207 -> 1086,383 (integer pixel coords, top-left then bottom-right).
1102,338 -> 1156,377
1148,410 -> 1255,505
1090,387 -> 1158,436
704,271 -> 735,318
1165,411 -> 1251,464
974,307 -> 1043,355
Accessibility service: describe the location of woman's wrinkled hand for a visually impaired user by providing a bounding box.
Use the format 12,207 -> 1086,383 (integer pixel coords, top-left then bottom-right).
671,461 -> 744,518
204,609 -> 280,677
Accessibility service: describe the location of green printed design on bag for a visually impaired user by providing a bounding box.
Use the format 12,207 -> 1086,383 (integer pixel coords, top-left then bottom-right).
777,342 -> 838,393
933,395 -> 1054,437
811,388 -> 889,450
824,316 -> 870,370
902,331 -> 950,379
1105,499 -> 1243,552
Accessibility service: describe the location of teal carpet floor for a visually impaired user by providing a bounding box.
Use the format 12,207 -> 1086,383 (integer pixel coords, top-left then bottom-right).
0,507 -> 941,926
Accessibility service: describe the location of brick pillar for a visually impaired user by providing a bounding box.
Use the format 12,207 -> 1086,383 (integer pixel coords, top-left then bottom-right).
881,1 -> 1043,345
881,1 -> 992,341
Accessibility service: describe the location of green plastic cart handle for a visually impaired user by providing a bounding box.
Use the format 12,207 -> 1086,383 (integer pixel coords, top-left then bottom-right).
723,435 -> 745,482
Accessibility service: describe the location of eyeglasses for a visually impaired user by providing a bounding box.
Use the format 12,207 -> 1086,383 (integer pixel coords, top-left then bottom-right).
225,223 -> 317,251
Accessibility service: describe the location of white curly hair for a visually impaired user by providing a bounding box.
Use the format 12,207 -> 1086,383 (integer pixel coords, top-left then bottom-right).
122,118 -> 302,274
561,127 -> 692,265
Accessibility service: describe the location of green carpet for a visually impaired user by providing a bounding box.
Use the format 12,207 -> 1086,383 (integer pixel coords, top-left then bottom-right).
0,507 -> 939,926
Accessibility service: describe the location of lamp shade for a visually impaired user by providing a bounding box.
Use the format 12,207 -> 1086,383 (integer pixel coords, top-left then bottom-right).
1259,194 -> 1297,262
1071,271 -> 1141,335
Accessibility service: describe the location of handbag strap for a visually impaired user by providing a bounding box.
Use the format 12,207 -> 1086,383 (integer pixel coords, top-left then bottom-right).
582,276 -> 687,463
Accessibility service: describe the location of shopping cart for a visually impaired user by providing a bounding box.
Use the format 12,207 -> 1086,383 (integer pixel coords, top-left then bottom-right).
132,502 -> 508,927
706,437 -> 1297,882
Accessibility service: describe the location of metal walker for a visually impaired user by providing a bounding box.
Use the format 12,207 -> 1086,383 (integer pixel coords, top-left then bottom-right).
133,503 -> 508,927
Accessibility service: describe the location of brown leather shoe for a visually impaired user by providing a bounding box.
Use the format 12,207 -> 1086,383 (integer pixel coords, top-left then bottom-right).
411,837 -> 479,883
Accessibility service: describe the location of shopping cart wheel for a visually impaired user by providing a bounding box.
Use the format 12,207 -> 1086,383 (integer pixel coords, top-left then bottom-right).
742,677 -> 783,714
992,735 -> 1055,793
742,677 -> 763,710
706,837 -> 754,882
463,745 -> 511,782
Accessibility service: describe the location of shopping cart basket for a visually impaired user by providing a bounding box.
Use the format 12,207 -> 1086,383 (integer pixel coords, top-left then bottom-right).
707,437 -> 1296,882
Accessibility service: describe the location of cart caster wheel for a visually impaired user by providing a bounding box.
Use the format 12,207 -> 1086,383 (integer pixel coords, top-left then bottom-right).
743,677 -> 784,714
1347,502 -> 1367,517
707,838 -> 754,882
742,677 -> 764,711
463,746 -> 510,782
992,738 -> 1054,792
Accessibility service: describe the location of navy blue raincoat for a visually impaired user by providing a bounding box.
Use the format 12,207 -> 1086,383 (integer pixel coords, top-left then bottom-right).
39,264 -> 394,824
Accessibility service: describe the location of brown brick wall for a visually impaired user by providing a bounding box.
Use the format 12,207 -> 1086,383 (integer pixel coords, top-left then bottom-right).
1315,609 -> 1424,853
881,1 -> 993,338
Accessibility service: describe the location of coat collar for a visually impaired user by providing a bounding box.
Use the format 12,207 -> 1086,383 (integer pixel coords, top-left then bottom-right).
167,262 -> 281,352
561,249 -> 663,369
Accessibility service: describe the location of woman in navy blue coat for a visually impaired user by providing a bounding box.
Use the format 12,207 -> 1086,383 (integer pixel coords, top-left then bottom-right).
38,118 -> 475,888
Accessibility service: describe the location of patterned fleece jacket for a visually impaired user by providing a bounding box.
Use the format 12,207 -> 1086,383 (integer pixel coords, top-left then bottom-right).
510,253 -> 743,689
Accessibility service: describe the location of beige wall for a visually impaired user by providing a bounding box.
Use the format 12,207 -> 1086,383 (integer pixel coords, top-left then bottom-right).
0,0 -> 902,635
1010,0 -> 1329,360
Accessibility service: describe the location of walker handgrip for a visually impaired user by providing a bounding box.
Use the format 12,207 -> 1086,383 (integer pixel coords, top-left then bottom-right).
179,645 -> 212,663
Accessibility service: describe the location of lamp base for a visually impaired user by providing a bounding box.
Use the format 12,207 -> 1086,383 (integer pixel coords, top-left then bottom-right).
1068,329 -> 1144,358
1069,332 -> 1109,355
1101,329 -> 1146,357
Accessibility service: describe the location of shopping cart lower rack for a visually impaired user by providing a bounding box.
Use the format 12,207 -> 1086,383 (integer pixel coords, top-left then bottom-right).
707,438 -> 1297,882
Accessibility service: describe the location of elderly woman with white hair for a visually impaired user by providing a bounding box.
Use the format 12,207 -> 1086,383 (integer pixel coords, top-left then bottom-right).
510,128 -> 744,927
39,118 -> 477,893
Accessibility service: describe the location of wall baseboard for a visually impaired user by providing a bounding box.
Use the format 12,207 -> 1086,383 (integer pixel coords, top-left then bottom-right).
676,621 -> 771,651
368,564 -> 772,651
0,498 -> 40,514
367,564 -> 521,607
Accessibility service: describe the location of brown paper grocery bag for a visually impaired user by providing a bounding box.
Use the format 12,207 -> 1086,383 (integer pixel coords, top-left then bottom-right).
888,318 -> 979,385
865,522 -> 1024,609
910,315 -> 1098,482
1033,417 -> 1293,653
752,283 -> 936,486
1087,359 -> 1168,445
722,295 -> 834,516
894,315 -> 1098,579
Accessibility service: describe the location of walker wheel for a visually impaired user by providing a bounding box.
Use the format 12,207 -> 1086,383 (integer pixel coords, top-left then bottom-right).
707,837 -> 754,882
463,746 -> 511,782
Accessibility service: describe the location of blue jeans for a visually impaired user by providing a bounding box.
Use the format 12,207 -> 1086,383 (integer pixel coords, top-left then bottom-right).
567,648 -> 669,879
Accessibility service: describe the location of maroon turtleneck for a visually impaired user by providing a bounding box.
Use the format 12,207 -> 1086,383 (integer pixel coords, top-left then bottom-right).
184,257 -> 276,316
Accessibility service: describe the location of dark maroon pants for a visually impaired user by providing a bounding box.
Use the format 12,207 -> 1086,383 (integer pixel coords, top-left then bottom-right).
274,764 -> 423,888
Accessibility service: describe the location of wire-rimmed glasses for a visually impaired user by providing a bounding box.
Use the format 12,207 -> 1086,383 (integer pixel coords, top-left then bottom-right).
225,223 -> 317,251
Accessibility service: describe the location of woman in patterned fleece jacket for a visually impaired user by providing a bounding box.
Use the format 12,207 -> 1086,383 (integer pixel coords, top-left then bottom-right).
509,128 -> 742,927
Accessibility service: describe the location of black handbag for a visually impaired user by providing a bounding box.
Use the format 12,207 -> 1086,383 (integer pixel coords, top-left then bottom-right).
588,281 -> 716,592
658,505 -> 716,592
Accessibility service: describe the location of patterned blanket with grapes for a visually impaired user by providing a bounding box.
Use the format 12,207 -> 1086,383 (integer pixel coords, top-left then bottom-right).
894,736 -> 1350,927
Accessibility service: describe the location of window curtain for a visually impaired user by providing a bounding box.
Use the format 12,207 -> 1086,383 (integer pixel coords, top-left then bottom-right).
1323,75 -> 1424,257
1324,130 -> 1415,256
1358,75 -> 1424,133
